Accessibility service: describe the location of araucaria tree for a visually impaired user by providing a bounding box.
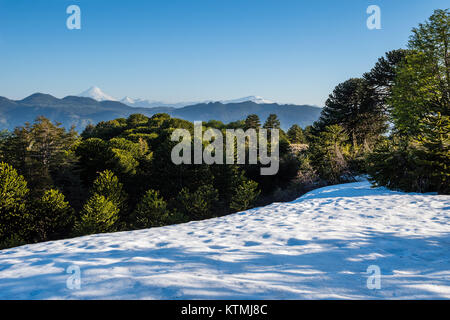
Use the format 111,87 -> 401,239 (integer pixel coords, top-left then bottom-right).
0,162 -> 30,247
316,78 -> 387,151
368,9 -> 450,194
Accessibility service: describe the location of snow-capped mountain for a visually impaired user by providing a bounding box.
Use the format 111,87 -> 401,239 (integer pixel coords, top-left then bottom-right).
120,96 -> 137,105
79,87 -> 275,107
119,97 -> 192,109
77,86 -> 118,102
121,95 -> 275,108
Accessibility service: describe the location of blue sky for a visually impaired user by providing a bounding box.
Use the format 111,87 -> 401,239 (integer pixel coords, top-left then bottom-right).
0,0 -> 448,106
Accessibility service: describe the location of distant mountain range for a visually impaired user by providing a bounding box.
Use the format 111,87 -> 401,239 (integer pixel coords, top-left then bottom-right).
0,91 -> 322,132
77,86 -> 277,109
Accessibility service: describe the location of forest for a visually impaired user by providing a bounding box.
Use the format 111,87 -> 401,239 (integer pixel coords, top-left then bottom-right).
0,9 -> 448,249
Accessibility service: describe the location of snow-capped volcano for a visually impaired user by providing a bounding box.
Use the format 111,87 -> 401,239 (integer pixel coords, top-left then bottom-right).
77,87 -> 276,107
77,86 -> 117,102
120,96 -> 138,105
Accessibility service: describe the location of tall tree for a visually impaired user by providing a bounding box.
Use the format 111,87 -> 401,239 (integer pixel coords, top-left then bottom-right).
2,117 -> 78,193
31,189 -> 74,242
91,170 -> 128,221
244,114 -> 261,130
316,78 -> 387,151
131,190 -> 169,229
263,114 -> 281,129
363,49 -> 410,109
308,125 -> 352,183
390,9 -> 449,137
75,195 -> 119,235
368,9 -> 450,194
176,184 -> 219,220
287,124 -> 305,144
0,162 -> 30,244
230,180 -> 260,211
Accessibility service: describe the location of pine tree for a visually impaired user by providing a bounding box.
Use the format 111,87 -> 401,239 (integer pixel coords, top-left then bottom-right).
244,114 -> 261,130
91,170 -> 127,213
230,180 -> 260,212
308,125 -> 352,183
390,9 -> 449,137
263,114 -> 281,129
177,184 -> 219,220
2,117 -> 78,193
363,49 -> 410,108
0,162 -> 30,244
75,194 -> 119,235
415,113 -> 450,194
316,78 -> 386,150
287,125 -> 305,144
369,9 -> 450,194
132,190 -> 169,229
31,189 -> 74,241
0,130 -> 10,162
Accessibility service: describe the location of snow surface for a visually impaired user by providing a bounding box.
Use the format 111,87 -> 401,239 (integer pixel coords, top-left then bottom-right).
0,181 -> 449,299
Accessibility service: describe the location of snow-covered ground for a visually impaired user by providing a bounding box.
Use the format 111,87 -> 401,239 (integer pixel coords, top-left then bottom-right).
0,181 -> 449,299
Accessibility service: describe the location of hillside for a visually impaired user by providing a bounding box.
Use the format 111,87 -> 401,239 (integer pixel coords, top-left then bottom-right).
0,93 -> 321,131
0,181 -> 449,299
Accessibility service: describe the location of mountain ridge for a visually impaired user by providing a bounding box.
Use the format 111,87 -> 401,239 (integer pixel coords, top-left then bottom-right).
77,86 -> 280,108
0,92 -> 322,131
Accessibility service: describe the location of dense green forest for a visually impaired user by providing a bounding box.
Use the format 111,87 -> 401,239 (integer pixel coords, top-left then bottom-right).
0,9 -> 448,249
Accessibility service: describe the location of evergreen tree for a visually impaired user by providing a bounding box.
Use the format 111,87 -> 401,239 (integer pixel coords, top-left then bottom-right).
263,114 -> 281,129
75,194 -> 119,235
1,117 -> 78,193
316,78 -> 387,151
363,49 -> 410,109
132,190 -> 169,229
91,170 -> 127,213
31,189 -> 74,241
176,184 -> 219,220
308,125 -> 352,183
0,162 -> 30,244
244,114 -> 261,130
369,9 -> 450,194
230,180 -> 260,212
287,124 -> 305,144
0,130 -> 10,161
367,138 -> 421,192
414,113 -> 450,194
390,9 -> 449,137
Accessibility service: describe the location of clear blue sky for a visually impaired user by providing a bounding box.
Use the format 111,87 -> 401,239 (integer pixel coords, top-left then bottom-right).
0,0 -> 448,106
